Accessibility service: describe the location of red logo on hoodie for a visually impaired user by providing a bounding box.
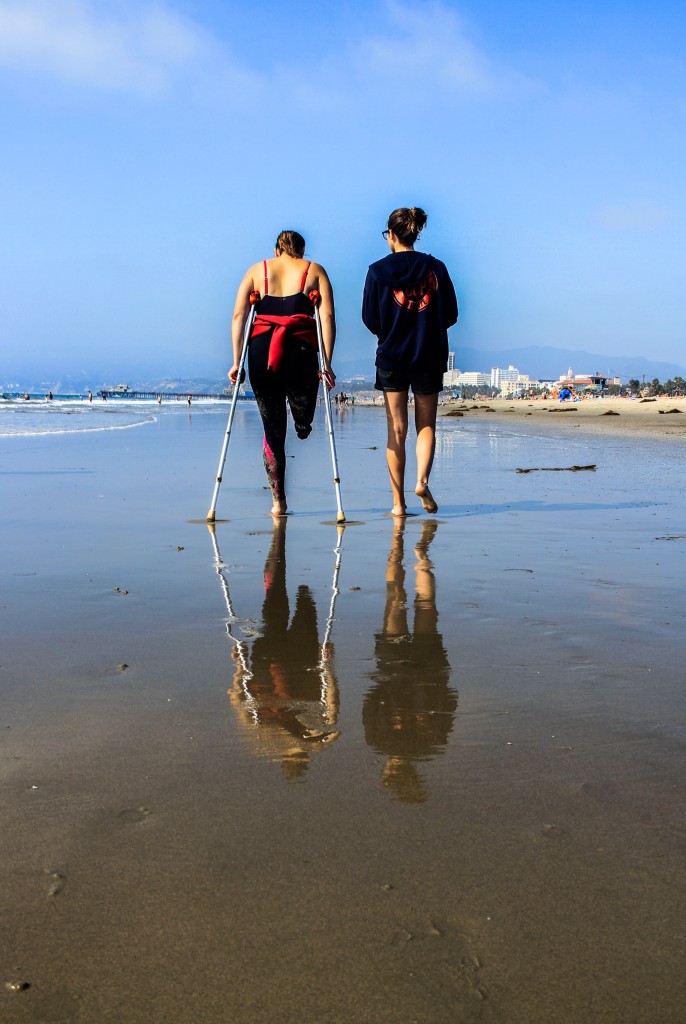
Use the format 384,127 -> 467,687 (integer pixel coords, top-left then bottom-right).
393,270 -> 438,312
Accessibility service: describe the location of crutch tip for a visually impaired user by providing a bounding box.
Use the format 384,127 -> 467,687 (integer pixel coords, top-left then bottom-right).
336,511 -> 347,524
206,509 -> 216,522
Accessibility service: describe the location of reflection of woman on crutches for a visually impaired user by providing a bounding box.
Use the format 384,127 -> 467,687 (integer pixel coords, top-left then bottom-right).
363,519 -> 457,803
229,230 -> 336,516
222,518 -> 341,779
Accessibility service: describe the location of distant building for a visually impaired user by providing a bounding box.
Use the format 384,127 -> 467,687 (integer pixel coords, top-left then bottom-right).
500,374 -> 530,397
491,365 -> 520,389
442,352 -> 460,387
456,371 -> 490,387
557,368 -> 610,393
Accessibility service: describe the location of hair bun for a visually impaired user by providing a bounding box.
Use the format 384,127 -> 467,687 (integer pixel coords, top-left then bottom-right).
410,207 -> 427,232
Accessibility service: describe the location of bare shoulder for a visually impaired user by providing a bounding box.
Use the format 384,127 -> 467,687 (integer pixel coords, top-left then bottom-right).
239,260 -> 267,287
310,261 -> 330,279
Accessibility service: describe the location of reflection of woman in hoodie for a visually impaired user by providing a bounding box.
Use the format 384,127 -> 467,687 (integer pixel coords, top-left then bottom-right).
362,207 -> 458,517
363,519 -> 457,803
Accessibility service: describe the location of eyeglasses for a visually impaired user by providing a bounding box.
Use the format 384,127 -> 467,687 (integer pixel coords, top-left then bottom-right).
381,229 -> 390,239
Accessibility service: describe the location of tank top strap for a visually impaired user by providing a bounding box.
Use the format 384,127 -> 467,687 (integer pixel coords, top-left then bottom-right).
299,261 -> 312,292
263,260 -> 269,296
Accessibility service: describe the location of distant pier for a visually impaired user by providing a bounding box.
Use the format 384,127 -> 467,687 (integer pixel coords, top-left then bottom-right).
98,390 -> 253,400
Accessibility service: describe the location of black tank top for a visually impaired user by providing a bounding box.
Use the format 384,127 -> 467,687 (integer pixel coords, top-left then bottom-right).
257,292 -> 315,316
257,260 -> 315,317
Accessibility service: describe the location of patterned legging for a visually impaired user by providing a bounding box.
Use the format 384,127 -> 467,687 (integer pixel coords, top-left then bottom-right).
248,330 -> 320,500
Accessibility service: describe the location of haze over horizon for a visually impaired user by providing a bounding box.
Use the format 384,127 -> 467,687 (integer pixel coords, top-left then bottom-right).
2,0 -> 685,381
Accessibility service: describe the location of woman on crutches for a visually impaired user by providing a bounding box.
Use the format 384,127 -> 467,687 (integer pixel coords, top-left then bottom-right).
229,230 -> 336,516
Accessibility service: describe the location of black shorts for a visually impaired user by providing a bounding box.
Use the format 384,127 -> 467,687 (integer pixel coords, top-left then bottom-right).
375,365 -> 444,395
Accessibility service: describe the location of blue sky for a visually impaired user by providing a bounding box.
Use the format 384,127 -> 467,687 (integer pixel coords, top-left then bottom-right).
1,0 -> 685,380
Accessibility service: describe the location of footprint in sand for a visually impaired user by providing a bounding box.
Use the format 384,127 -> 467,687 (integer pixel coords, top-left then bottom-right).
391,918 -> 439,948
454,955 -> 488,1002
117,807 -> 152,824
389,917 -> 489,1003
390,915 -> 455,947
45,869 -> 66,897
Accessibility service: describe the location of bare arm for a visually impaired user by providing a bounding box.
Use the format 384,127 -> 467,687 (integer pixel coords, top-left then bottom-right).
228,267 -> 256,384
314,263 -> 336,375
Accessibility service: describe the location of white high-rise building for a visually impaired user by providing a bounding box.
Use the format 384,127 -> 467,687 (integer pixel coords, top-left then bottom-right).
443,352 -> 461,387
491,365 -> 520,389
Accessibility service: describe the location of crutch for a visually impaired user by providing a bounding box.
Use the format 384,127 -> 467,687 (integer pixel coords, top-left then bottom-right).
310,291 -> 346,523
206,294 -> 258,522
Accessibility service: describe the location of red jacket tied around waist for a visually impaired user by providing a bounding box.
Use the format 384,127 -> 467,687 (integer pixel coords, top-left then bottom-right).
251,314 -> 318,373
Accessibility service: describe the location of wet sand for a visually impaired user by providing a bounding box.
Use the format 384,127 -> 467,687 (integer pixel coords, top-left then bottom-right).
2,404 -> 686,1023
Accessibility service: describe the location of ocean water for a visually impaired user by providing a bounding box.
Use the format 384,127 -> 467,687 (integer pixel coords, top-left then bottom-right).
0,394 -> 232,437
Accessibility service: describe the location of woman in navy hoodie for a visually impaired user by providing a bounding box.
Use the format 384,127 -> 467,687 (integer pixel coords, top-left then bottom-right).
362,208 -> 458,516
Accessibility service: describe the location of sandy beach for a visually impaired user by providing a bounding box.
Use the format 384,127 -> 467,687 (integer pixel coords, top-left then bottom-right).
2,401 -> 686,1023
439,394 -> 686,439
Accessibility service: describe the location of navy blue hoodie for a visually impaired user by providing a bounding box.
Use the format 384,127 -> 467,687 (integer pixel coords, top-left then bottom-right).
362,251 -> 458,374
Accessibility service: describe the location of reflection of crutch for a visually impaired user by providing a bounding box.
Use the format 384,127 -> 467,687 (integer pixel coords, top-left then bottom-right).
207,524 -> 254,703
206,294 -> 258,522
310,290 -> 346,524
318,523 -> 344,726
319,523 -> 344,672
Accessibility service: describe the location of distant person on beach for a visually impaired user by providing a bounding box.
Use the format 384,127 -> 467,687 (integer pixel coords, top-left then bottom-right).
229,229 -> 336,516
362,207 -> 457,516
88,390 -> 93,402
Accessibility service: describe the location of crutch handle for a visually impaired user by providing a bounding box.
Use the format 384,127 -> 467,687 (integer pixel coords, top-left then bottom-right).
228,366 -> 246,384
308,288 -> 321,306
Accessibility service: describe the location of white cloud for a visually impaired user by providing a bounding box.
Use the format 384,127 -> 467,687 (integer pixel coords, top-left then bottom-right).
0,0 -> 536,107
355,0 -> 539,98
595,201 -> 673,232
0,0 -> 215,93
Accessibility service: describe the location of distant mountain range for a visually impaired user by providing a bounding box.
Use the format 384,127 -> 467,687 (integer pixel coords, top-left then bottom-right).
4,346 -> 685,393
334,345 -> 686,382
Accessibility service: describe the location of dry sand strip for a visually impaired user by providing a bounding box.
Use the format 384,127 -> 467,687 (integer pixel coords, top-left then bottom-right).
439,396 -> 686,438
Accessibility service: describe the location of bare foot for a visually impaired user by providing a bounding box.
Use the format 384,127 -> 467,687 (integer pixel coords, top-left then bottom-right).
415,482 -> 438,514
271,499 -> 288,516
415,519 -> 438,559
390,504 -> 408,517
